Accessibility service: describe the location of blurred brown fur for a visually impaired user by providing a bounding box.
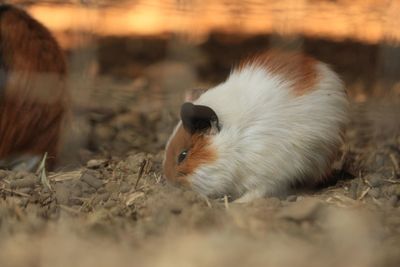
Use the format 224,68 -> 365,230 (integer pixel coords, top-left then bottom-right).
0,4 -> 67,169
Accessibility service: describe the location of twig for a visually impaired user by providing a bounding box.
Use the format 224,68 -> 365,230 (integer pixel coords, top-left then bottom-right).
362,177 -> 373,187
135,160 -> 146,189
389,153 -> 400,174
357,187 -> 370,201
224,195 -> 229,210
36,153 -> 52,191
384,179 -> 400,184
155,173 -> 163,184
203,196 -> 212,208
371,197 -> 383,206
49,170 -> 82,182
0,187 -> 30,197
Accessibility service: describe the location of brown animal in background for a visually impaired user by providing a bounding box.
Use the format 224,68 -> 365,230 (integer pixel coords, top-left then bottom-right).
0,4 -> 67,170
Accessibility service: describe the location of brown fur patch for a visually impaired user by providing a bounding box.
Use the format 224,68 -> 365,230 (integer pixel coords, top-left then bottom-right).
237,50 -> 318,96
164,125 -> 216,186
0,5 -> 67,169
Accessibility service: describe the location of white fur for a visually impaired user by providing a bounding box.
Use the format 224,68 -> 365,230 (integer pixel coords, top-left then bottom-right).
187,62 -> 349,202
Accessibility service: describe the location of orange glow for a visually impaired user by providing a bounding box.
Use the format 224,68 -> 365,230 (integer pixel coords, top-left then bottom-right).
28,1 -> 400,47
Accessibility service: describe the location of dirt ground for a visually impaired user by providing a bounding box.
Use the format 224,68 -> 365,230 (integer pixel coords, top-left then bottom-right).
1,34 -> 400,267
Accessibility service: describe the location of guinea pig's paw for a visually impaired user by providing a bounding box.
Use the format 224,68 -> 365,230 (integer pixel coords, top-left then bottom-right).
234,188 -> 268,203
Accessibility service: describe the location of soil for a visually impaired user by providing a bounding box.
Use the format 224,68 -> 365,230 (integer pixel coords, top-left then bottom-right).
1,33 -> 400,267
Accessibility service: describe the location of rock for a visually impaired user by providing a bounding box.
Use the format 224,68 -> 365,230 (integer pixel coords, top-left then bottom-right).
9,175 -> 38,189
97,192 -> 111,203
19,188 -> 32,195
286,195 -> 297,202
366,173 -> 385,187
86,159 -> 107,169
103,199 -> 117,209
105,182 -> 119,192
15,171 -> 30,179
119,183 -> 131,193
81,171 -> 103,190
69,198 -> 84,206
54,184 -> 70,205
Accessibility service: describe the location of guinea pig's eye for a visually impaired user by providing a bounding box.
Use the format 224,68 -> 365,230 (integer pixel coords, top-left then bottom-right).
177,150 -> 188,164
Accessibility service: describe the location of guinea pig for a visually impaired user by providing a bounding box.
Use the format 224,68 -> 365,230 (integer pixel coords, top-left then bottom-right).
0,4 -> 67,171
163,50 -> 349,203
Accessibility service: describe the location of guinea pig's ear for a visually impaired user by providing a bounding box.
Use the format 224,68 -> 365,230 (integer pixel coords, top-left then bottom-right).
180,102 -> 220,134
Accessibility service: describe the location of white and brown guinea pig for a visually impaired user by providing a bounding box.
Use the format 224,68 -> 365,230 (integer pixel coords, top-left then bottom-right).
0,4 -> 67,170
163,50 -> 349,203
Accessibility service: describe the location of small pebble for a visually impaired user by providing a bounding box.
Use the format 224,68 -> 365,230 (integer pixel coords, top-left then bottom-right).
70,184 -> 83,198
105,182 -> 119,192
86,159 -> 107,169
19,188 -> 32,194
69,198 -> 84,206
109,206 -> 125,216
97,188 -> 107,194
97,192 -> 111,202
81,171 -> 103,189
15,171 -> 32,179
54,185 -> 70,205
103,199 -> 117,209
120,183 -> 131,193
366,174 -> 385,188
83,187 -> 97,194
9,176 -> 38,189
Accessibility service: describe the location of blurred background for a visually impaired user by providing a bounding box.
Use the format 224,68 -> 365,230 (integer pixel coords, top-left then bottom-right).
1,2 -> 399,267
5,0 -> 399,168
